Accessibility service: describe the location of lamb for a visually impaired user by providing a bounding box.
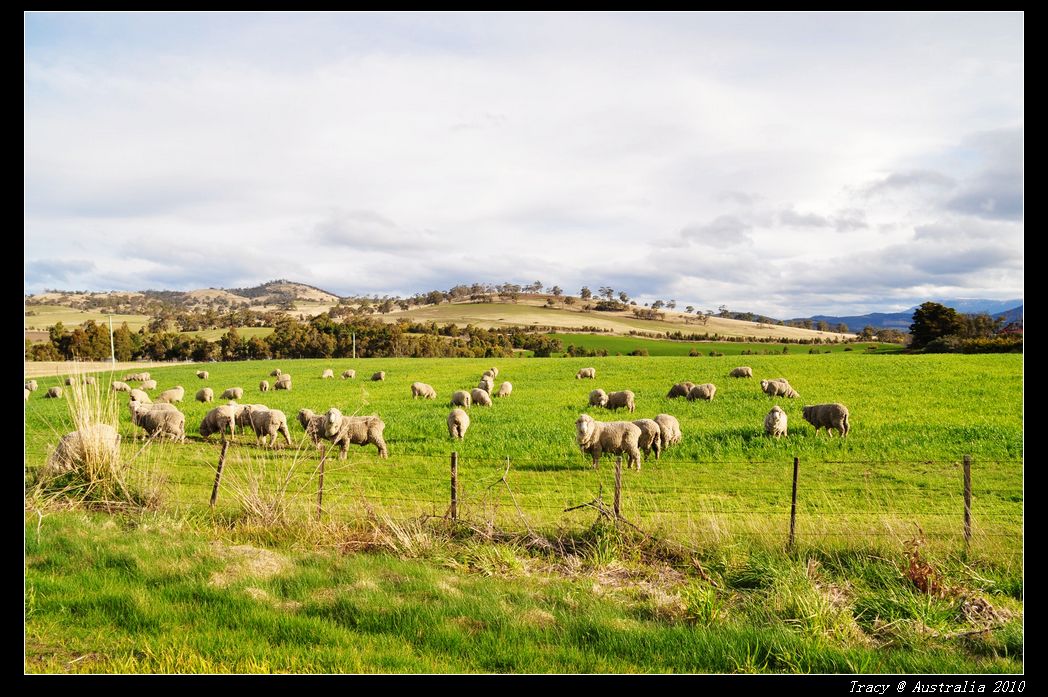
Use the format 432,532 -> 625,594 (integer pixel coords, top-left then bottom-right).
653,414 -> 682,452
220,387 -> 244,400
274,377 -> 292,391
477,377 -> 494,393
447,408 -> 470,439
129,401 -> 185,442
195,387 -> 214,403
156,386 -> 185,404
248,408 -> 293,447
25,380 -> 38,392
666,381 -> 695,399
196,370 -> 209,380
129,389 -> 151,403
297,408 -> 329,446
632,418 -> 662,465
140,379 -> 158,390
496,381 -> 512,398
761,379 -> 799,399
411,382 -> 437,399
321,369 -> 334,379
323,407 -> 388,458
199,404 -> 237,440
371,371 -> 386,381
270,368 -> 283,377
764,405 -> 788,438
802,403 -> 850,437
45,386 -> 63,399
687,383 -> 717,401
451,390 -> 472,408
589,389 -> 609,408
575,414 -> 641,470
470,388 -> 493,407
575,367 -> 596,379
730,366 -> 754,378
111,381 -> 131,393
606,390 -> 636,412
45,424 -> 121,476
259,380 -> 270,392
341,370 -> 356,379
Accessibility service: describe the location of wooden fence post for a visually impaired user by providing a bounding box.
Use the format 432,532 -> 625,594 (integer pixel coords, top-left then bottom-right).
788,456 -> 799,550
316,446 -> 328,520
963,454 -> 972,548
614,456 -> 622,519
450,451 -> 458,521
210,438 -> 230,509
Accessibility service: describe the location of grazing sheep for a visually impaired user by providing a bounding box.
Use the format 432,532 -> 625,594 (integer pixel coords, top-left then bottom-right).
259,380 -> 270,392
470,388 -> 493,407
764,405 -> 788,438
447,408 -> 470,439
481,369 -> 496,381
802,403 -> 850,437
589,389 -> 609,408
496,381 -> 512,398
24,387 -> 30,402
129,401 -> 185,442
297,408 -> 328,446
477,377 -> 494,393
666,381 -> 695,399
451,390 -> 472,408
220,387 -> 244,400
730,366 -> 754,378
761,379 -> 799,399
25,380 -> 38,392
64,376 -> 94,385
270,368 -> 283,377
687,383 -> 717,401
64,377 -> 74,386
248,408 -> 292,447
124,372 -> 150,382
488,367 -> 499,378
156,386 -> 185,404
45,386 -> 63,399
321,369 -> 334,379
45,424 -> 121,476
274,377 -> 292,391
84,376 -> 96,385
411,382 -> 437,399
632,418 -> 662,465
606,390 -> 636,413
653,414 -> 682,452
140,379 -> 158,391
575,367 -> 596,379
371,371 -> 385,381
195,387 -> 214,403
233,404 -> 267,430
575,414 -> 641,470
199,404 -> 237,440
196,370 -> 209,380
341,369 -> 356,379
111,381 -> 131,393
129,389 -> 151,403
323,407 -> 388,458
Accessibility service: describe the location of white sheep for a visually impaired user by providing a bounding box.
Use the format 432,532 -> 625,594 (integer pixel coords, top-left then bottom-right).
248,408 -> 293,447
447,408 -> 470,440
451,390 -> 472,408
156,386 -> 185,404
730,367 -> 754,378
274,377 -> 292,391
761,379 -> 799,399
687,383 -> 717,401
411,382 -> 437,399
341,369 -> 356,379
496,381 -> 512,398
632,418 -> 662,465
323,408 -> 388,458
371,371 -> 386,381
259,380 -> 270,392
575,414 -> 641,470
321,369 -> 335,379
764,405 -> 788,438
45,424 -> 121,476
196,370 -> 210,380
653,414 -> 682,452
470,388 -> 493,407
129,402 -> 185,442
111,381 -> 131,393
666,382 -> 695,399
606,390 -> 636,412
802,403 -> 850,437
140,379 -> 158,391
199,404 -> 237,440
220,387 -> 244,400
25,380 -> 39,392
195,387 -> 214,403
129,389 -> 151,403
45,386 -> 64,399
575,367 -> 596,379
589,389 -> 609,408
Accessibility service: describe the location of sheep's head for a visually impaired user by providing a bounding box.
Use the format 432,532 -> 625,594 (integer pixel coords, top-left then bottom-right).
324,407 -> 344,437
802,406 -> 814,421
298,408 -> 315,428
592,390 -> 608,407
575,414 -> 596,445
760,380 -> 770,391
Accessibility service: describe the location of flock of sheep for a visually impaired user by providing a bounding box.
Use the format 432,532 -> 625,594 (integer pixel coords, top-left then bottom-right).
30,362 -> 850,473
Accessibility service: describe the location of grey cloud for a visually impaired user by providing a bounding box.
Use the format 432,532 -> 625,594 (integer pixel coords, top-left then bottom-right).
313,210 -> 443,253
25,258 -> 96,286
779,209 -> 830,228
680,215 -> 753,247
717,191 -> 759,206
779,207 -> 867,232
862,170 -> 956,195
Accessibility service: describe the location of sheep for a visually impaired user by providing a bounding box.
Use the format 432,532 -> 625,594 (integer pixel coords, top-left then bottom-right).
297,408 -> 328,446
632,418 -> 662,465
760,379 -> 799,399
653,414 -> 682,452
606,390 -> 636,413
45,424 -> 121,476
730,366 -> 754,378
156,386 -> 185,404
129,401 -> 185,442
233,404 -> 268,430
575,414 -> 641,470
25,380 -> 38,392
371,371 -> 386,381
575,367 -> 596,379
141,379 -> 158,391
411,382 -> 437,399
666,381 -> 695,399
321,369 -> 334,379
470,388 -> 493,407
496,381 -> 512,398
802,403 -> 850,437
274,377 -> 292,391
195,387 -> 214,403
477,377 -> 494,393
64,377 -> 74,386
341,369 -> 356,379
199,404 -> 237,440
764,405 -> 788,438
481,369 -> 496,381
687,383 -> 717,401
124,372 -> 150,382
196,370 -> 209,380
84,376 -> 96,385
447,408 -> 470,439
65,376 -> 96,385
220,387 -> 244,400
323,407 -> 388,458
270,368 -> 283,377
247,408 -> 292,447
589,389 -> 609,408
129,389 -> 151,403
111,381 -> 131,393
259,380 -> 270,392
488,367 -> 499,378
45,386 -> 63,399
451,390 -> 472,408
24,387 -> 30,402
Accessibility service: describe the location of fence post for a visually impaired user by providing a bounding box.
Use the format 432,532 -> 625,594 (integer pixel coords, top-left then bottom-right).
210,438 -> 230,509
788,456 -> 799,550
963,454 -> 972,548
316,446 -> 328,520
614,456 -> 622,519
450,451 -> 458,521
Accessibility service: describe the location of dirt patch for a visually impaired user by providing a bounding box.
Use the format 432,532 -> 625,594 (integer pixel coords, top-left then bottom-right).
450,616 -> 487,635
208,542 -> 291,588
520,608 -> 556,628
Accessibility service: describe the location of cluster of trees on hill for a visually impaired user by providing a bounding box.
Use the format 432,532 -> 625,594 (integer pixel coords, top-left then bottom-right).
909,302 -> 1022,353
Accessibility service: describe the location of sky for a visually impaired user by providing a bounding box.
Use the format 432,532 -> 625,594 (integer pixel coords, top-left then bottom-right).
24,12 -> 1023,317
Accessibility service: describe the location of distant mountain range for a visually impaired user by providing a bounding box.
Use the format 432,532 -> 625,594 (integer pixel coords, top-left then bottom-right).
794,299 -> 1024,333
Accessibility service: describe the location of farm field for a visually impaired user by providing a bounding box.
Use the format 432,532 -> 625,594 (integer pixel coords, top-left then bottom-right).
182,327 -> 276,342
23,304 -> 151,331
24,354 -> 1023,673
551,333 -> 903,356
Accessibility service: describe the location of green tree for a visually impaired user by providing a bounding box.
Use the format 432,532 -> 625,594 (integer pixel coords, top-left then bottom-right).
910,302 -> 964,349
113,322 -> 134,361
580,286 -> 592,300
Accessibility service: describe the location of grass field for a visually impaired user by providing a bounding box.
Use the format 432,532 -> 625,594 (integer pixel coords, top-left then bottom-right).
24,305 -> 151,331
24,354 -> 1024,673
182,327 -> 275,342
551,333 -> 903,357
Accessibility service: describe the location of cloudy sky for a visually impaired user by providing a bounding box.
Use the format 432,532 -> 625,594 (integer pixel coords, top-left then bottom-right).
24,12 -> 1023,317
